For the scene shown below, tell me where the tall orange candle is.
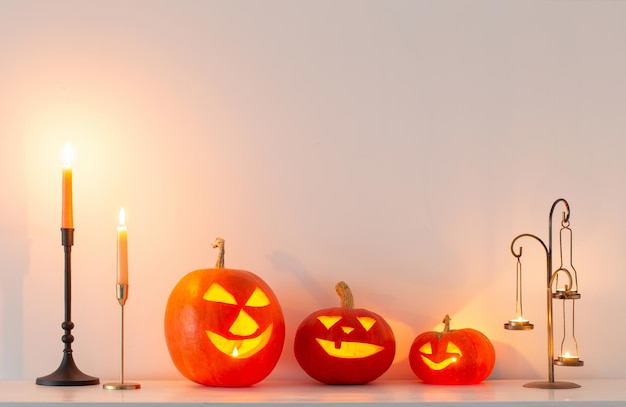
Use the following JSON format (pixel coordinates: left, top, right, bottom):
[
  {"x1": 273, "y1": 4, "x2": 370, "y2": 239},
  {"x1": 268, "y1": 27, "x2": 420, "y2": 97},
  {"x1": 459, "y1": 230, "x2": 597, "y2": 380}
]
[
  {"x1": 61, "y1": 142, "x2": 73, "y2": 229},
  {"x1": 117, "y1": 208, "x2": 128, "y2": 286}
]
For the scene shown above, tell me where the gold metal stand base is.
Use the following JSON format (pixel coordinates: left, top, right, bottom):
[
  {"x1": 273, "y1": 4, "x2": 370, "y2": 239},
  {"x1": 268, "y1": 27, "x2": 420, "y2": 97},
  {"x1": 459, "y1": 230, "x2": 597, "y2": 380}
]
[
  {"x1": 523, "y1": 381, "x2": 581, "y2": 389},
  {"x1": 103, "y1": 382, "x2": 141, "y2": 390}
]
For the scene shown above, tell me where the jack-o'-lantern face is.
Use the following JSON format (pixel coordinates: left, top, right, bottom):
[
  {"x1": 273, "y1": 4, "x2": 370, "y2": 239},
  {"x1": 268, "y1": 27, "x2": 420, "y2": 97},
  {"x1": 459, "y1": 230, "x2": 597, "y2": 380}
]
[
  {"x1": 203, "y1": 283, "x2": 274, "y2": 358},
  {"x1": 165, "y1": 266, "x2": 285, "y2": 387},
  {"x1": 417, "y1": 340, "x2": 463, "y2": 370},
  {"x1": 409, "y1": 315, "x2": 496, "y2": 385},
  {"x1": 315, "y1": 315, "x2": 384, "y2": 358},
  {"x1": 294, "y1": 281, "x2": 396, "y2": 385}
]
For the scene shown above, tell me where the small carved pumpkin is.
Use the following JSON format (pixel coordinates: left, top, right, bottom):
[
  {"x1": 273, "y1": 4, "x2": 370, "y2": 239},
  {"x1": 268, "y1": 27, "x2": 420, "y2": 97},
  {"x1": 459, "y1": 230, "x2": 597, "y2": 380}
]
[
  {"x1": 409, "y1": 315, "x2": 495, "y2": 385},
  {"x1": 294, "y1": 281, "x2": 396, "y2": 384},
  {"x1": 164, "y1": 238, "x2": 285, "y2": 387}
]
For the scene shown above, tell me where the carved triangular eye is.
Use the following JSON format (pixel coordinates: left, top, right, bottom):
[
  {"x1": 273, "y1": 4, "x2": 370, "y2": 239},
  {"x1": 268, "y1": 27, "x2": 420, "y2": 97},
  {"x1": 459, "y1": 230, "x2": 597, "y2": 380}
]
[
  {"x1": 245, "y1": 287, "x2": 270, "y2": 307},
  {"x1": 419, "y1": 342, "x2": 433, "y2": 355},
  {"x1": 317, "y1": 316, "x2": 342, "y2": 329},
  {"x1": 446, "y1": 342, "x2": 462, "y2": 355},
  {"x1": 203, "y1": 283, "x2": 237, "y2": 305},
  {"x1": 356, "y1": 316, "x2": 376, "y2": 331}
]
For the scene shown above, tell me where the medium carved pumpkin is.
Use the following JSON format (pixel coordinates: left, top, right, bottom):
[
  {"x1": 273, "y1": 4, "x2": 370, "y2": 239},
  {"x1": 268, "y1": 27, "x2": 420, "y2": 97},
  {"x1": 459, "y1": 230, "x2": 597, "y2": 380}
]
[
  {"x1": 294, "y1": 281, "x2": 396, "y2": 384},
  {"x1": 164, "y1": 238, "x2": 285, "y2": 387},
  {"x1": 409, "y1": 315, "x2": 495, "y2": 385}
]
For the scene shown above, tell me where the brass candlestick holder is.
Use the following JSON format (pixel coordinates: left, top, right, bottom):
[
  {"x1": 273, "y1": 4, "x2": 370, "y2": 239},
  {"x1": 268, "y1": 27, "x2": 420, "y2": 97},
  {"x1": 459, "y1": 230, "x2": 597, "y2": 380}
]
[
  {"x1": 36, "y1": 228, "x2": 99, "y2": 386},
  {"x1": 504, "y1": 198, "x2": 584, "y2": 389},
  {"x1": 103, "y1": 284, "x2": 140, "y2": 390}
]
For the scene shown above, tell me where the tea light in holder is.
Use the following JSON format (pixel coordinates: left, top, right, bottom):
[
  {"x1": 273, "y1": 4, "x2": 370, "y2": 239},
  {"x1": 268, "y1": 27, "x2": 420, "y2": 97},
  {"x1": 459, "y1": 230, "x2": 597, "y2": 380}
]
[
  {"x1": 504, "y1": 256, "x2": 534, "y2": 331},
  {"x1": 103, "y1": 208, "x2": 140, "y2": 390}
]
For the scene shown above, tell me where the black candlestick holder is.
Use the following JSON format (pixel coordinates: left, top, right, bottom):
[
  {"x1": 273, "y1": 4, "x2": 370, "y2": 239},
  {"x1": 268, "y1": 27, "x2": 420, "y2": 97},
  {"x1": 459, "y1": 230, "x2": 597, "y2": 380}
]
[{"x1": 36, "y1": 228, "x2": 99, "y2": 386}]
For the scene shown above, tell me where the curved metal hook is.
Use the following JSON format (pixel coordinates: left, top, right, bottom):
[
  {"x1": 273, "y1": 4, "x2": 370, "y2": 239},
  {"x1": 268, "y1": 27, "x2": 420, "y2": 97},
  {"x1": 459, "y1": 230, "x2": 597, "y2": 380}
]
[
  {"x1": 550, "y1": 198, "x2": 570, "y2": 226},
  {"x1": 510, "y1": 233, "x2": 549, "y2": 259}
]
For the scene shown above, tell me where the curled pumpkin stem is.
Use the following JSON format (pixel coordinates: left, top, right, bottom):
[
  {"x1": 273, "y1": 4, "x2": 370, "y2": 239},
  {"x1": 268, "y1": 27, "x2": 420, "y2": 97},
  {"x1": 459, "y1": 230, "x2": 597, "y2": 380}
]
[
  {"x1": 442, "y1": 314, "x2": 451, "y2": 333},
  {"x1": 335, "y1": 281, "x2": 354, "y2": 309},
  {"x1": 213, "y1": 237, "x2": 225, "y2": 268}
]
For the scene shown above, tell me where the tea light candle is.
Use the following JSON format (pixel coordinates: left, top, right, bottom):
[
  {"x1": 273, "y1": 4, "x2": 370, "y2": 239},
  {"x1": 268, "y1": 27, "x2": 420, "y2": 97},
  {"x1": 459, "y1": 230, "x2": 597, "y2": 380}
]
[
  {"x1": 509, "y1": 316, "x2": 529, "y2": 324},
  {"x1": 117, "y1": 208, "x2": 128, "y2": 286},
  {"x1": 560, "y1": 352, "x2": 579, "y2": 362}
]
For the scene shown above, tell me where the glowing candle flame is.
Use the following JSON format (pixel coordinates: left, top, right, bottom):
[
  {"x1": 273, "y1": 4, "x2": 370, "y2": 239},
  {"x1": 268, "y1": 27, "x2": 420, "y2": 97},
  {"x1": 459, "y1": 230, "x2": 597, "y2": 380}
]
[
  {"x1": 63, "y1": 142, "x2": 73, "y2": 168},
  {"x1": 232, "y1": 347, "x2": 239, "y2": 357}
]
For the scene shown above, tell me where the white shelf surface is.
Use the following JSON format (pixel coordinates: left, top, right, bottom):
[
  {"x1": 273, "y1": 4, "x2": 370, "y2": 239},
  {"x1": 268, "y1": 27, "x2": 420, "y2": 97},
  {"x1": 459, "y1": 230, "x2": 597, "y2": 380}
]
[{"x1": 2, "y1": 379, "x2": 626, "y2": 406}]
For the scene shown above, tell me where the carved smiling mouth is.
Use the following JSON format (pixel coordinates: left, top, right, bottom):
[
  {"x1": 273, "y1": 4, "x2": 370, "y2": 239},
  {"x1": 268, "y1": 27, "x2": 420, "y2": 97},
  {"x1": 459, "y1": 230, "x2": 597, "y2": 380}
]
[
  {"x1": 206, "y1": 324, "x2": 273, "y2": 359},
  {"x1": 420, "y1": 355, "x2": 459, "y2": 371},
  {"x1": 315, "y1": 338, "x2": 384, "y2": 359}
]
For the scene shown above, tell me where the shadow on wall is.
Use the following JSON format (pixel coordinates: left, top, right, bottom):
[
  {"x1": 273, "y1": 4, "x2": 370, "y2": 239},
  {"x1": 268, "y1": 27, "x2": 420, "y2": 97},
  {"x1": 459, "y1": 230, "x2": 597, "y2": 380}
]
[
  {"x1": 266, "y1": 251, "x2": 328, "y2": 380},
  {"x1": 267, "y1": 251, "x2": 330, "y2": 309},
  {"x1": 490, "y1": 340, "x2": 539, "y2": 380},
  {"x1": 0, "y1": 226, "x2": 29, "y2": 379}
]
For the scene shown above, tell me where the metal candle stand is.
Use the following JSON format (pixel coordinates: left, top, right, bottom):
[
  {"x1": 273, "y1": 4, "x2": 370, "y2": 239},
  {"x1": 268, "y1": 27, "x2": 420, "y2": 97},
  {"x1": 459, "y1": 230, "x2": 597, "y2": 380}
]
[
  {"x1": 103, "y1": 284, "x2": 140, "y2": 390},
  {"x1": 36, "y1": 228, "x2": 99, "y2": 386},
  {"x1": 504, "y1": 198, "x2": 584, "y2": 389}
]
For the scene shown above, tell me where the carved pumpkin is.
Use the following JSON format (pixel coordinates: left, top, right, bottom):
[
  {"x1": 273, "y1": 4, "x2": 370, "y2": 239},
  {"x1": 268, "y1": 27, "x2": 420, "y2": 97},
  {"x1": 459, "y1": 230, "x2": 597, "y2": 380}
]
[
  {"x1": 164, "y1": 238, "x2": 285, "y2": 387},
  {"x1": 294, "y1": 281, "x2": 396, "y2": 384},
  {"x1": 409, "y1": 315, "x2": 495, "y2": 385}
]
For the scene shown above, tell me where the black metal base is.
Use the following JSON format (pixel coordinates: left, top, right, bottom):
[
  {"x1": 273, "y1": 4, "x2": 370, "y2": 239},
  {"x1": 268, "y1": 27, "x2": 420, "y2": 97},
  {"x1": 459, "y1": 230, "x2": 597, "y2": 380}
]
[
  {"x1": 36, "y1": 352, "x2": 99, "y2": 386},
  {"x1": 523, "y1": 380, "x2": 581, "y2": 389}
]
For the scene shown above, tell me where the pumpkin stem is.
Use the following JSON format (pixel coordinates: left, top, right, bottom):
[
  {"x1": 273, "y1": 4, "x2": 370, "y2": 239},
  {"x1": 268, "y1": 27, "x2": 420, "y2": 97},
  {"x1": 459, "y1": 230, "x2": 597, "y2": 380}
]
[
  {"x1": 442, "y1": 314, "x2": 451, "y2": 333},
  {"x1": 335, "y1": 281, "x2": 354, "y2": 309},
  {"x1": 213, "y1": 237, "x2": 225, "y2": 268}
]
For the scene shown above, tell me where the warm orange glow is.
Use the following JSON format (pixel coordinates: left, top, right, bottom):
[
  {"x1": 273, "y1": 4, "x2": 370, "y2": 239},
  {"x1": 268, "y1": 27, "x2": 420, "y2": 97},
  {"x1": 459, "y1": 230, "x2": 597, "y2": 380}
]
[
  {"x1": 245, "y1": 287, "x2": 270, "y2": 307},
  {"x1": 203, "y1": 283, "x2": 238, "y2": 304},
  {"x1": 63, "y1": 142, "x2": 73, "y2": 168},
  {"x1": 446, "y1": 342, "x2": 462, "y2": 354},
  {"x1": 202, "y1": 284, "x2": 275, "y2": 358},
  {"x1": 229, "y1": 309, "x2": 259, "y2": 336},
  {"x1": 357, "y1": 316, "x2": 377, "y2": 331},
  {"x1": 419, "y1": 343, "x2": 433, "y2": 355},
  {"x1": 206, "y1": 324, "x2": 273, "y2": 359},
  {"x1": 119, "y1": 207, "x2": 126, "y2": 226},
  {"x1": 341, "y1": 326, "x2": 355, "y2": 334},
  {"x1": 419, "y1": 341, "x2": 463, "y2": 371},
  {"x1": 317, "y1": 316, "x2": 342, "y2": 329},
  {"x1": 560, "y1": 352, "x2": 579, "y2": 361},
  {"x1": 315, "y1": 338, "x2": 384, "y2": 359}
]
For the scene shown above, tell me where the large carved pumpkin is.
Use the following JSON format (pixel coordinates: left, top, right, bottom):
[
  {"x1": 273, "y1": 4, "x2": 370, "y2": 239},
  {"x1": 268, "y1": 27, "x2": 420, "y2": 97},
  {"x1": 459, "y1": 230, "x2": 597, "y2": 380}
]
[
  {"x1": 294, "y1": 281, "x2": 396, "y2": 384},
  {"x1": 409, "y1": 315, "x2": 495, "y2": 385},
  {"x1": 164, "y1": 238, "x2": 285, "y2": 387}
]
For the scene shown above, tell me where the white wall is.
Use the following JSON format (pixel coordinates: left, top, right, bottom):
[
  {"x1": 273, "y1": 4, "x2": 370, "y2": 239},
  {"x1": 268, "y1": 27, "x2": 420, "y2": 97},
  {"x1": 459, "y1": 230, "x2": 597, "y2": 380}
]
[{"x1": 0, "y1": 0, "x2": 625, "y2": 383}]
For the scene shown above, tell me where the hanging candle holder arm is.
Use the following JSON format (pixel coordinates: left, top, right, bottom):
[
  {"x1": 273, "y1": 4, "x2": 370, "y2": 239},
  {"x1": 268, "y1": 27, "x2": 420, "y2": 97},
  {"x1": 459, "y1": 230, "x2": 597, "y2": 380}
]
[
  {"x1": 506, "y1": 233, "x2": 551, "y2": 379},
  {"x1": 508, "y1": 233, "x2": 548, "y2": 325},
  {"x1": 549, "y1": 199, "x2": 570, "y2": 290}
]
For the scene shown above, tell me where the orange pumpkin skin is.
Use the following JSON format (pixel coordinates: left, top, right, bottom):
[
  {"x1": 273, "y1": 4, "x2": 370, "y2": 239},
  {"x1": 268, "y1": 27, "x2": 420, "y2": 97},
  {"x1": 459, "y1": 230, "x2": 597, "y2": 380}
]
[
  {"x1": 294, "y1": 283, "x2": 395, "y2": 385},
  {"x1": 409, "y1": 317, "x2": 495, "y2": 385},
  {"x1": 164, "y1": 267, "x2": 285, "y2": 387}
]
